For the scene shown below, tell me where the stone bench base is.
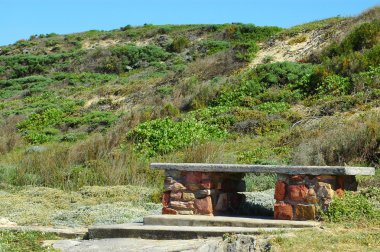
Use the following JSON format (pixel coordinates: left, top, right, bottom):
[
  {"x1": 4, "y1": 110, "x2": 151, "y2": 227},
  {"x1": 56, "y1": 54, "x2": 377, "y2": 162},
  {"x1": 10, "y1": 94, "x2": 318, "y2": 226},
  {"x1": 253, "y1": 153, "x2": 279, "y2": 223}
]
[
  {"x1": 162, "y1": 170, "x2": 246, "y2": 215},
  {"x1": 274, "y1": 174, "x2": 357, "y2": 220},
  {"x1": 162, "y1": 170, "x2": 358, "y2": 220}
]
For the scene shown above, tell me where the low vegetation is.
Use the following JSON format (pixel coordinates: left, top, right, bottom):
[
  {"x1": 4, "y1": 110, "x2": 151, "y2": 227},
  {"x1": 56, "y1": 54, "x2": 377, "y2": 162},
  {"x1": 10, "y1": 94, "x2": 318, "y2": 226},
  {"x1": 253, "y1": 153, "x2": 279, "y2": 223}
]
[{"x1": 0, "y1": 6, "x2": 379, "y2": 251}]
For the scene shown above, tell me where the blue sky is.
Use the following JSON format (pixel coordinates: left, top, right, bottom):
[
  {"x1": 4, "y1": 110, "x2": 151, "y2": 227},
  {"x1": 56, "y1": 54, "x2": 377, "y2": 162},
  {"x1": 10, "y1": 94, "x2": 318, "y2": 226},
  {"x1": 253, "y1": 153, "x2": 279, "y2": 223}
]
[{"x1": 1, "y1": 0, "x2": 379, "y2": 46}]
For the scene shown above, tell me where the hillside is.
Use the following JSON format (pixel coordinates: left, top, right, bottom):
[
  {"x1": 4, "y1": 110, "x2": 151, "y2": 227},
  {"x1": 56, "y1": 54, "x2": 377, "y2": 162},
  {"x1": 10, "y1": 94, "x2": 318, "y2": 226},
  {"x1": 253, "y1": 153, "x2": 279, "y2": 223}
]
[
  {"x1": 0, "y1": 6, "x2": 380, "y2": 251},
  {"x1": 1, "y1": 7, "x2": 379, "y2": 191}
]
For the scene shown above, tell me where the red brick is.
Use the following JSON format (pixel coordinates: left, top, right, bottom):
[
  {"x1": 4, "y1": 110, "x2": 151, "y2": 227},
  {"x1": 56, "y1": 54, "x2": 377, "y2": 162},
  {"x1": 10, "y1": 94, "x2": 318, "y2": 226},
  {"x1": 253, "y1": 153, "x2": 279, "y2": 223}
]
[
  {"x1": 274, "y1": 202, "x2": 293, "y2": 220},
  {"x1": 274, "y1": 181, "x2": 286, "y2": 201},
  {"x1": 194, "y1": 196, "x2": 213, "y2": 214},
  {"x1": 162, "y1": 192, "x2": 170, "y2": 207},
  {"x1": 162, "y1": 207, "x2": 177, "y2": 215},
  {"x1": 288, "y1": 185, "x2": 308, "y2": 201}
]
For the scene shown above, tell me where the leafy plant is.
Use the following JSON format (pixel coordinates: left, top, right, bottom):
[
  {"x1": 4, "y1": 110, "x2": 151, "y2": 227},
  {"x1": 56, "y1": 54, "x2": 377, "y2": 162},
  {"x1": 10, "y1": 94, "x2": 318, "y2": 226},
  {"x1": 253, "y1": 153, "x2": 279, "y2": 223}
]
[{"x1": 127, "y1": 118, "x2": 227, "y2": 157}]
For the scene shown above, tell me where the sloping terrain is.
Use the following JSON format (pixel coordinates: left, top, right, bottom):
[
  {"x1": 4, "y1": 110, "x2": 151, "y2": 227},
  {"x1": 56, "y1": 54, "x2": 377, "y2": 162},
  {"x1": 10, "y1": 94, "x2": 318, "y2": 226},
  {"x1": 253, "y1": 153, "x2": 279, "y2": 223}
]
[{"x1": 0, "y1": 6, "x2": 380, "y2": 252}]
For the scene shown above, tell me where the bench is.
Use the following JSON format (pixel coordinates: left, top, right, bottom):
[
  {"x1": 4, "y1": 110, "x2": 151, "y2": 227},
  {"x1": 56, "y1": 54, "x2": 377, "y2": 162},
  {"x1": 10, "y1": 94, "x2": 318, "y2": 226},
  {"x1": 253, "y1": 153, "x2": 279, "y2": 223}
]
[{"x1": 151, "y1": 163, "x2": 375, "y2": 221}]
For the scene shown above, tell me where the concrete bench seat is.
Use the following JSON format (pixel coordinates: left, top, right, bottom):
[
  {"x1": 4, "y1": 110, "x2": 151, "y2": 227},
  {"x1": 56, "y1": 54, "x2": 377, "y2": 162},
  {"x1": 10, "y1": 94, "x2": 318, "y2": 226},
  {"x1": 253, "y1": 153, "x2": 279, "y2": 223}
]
[
  {"x1": 151, "y1": 162, "x2": 375, "y2": 221},
  {"x1": 151, "y1": 163, "x2": 375, "y2": 175}
]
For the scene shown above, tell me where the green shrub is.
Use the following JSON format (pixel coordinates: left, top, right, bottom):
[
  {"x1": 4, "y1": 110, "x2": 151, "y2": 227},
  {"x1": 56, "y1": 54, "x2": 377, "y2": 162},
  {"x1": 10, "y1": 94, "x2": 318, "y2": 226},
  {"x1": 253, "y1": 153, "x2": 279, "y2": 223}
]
[
  {"x1": 17, "y1": 108, "x2": 64, "y2": 143},
  {"x1": 317, "y1": 74, "x2": 351, "y2": 96},
  {"x1": 200, "y1": 40, "x2": 231, "y2": 55},
  {"x1": 169, "y1": 36, "x2": 190, "y2": 53},
  {"x1": 110, "y1": 44, "x2": 170, "y2": 70},
  {"x1": 324, "y1": 192, "x2": 380, "y2": 223},
  {"x1": 257, "y1": 102, "x2": 290, "y2": 113},
  {"x1": 127, "y1": 118, "x2": 227, "y2": 157}
]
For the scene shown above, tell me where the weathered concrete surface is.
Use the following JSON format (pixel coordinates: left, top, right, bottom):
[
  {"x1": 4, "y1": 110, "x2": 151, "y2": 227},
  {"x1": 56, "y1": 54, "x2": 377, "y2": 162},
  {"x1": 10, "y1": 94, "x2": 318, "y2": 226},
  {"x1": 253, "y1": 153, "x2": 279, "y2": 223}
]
[
  {"x1": 143, "y1": 215, "x2": 319, "y2": 228},
  {"x1": 53, "y1": 234, "x2": 276, "y2": 252},
  {"x1": 0, "y1": 225, "x2": 86, "y2": 239},
  {"x1": 88, "y1": 223, "x2": 301, "y2": 239},
  {"x1": 151, "y1": 163, "x2": 375, "y2": 175},
  {"x1": 53, "y1": 238, "x2": 221, "y2": 252}
]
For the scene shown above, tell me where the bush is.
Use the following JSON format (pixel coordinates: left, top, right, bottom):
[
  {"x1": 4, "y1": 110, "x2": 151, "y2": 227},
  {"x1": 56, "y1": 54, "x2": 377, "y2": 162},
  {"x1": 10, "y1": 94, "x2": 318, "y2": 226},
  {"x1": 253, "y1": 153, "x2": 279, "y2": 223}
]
[
  {"x1": 317, "y1": 74, "x2": 351, "y2": 96},
  {"x1": 127, "y1": 118, "x2": 228, "y2": 157},
  {"x1": 324, "y1": 192, "x2": 380, "y2": 223},
  {"x1": 292, "y1": 112, "x2": 380, "y2": 166},
  {"x1": 169, "y1": 36, "x2": 190, "y2": 53}
]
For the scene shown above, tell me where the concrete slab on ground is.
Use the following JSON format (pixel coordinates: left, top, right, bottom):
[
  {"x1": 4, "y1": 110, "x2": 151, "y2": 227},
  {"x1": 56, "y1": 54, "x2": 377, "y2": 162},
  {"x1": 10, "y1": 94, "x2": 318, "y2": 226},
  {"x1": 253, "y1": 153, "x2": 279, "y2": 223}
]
[
  {"x1": 53, "y1": 238, "x2": 222, "y2": 252},
  {"x1": 143, "y1": 215, "x2": 320, "y2": 228},
  {"x1": 88, "y1": 223, "x2": 306, "y2": 239}
]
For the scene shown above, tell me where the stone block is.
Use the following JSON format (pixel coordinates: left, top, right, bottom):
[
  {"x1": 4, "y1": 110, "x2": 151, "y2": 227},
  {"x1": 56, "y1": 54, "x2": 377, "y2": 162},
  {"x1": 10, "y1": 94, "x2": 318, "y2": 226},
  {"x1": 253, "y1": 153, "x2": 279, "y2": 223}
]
[
  {"x1": 288, "y1": 185, "x2": 308, "y2": 201},
  {"x1": 316, "y1": 182, "x2": 335, "y2": 199},
  {"x1": 170, "y1": 201, "x2": 194, "y2": 210},
  {"x1": 295, "y1": 204, "x2": 316, "y2": 220},
  {"x1": 305, "y1": 188, "x2": 318, "y2": 203},
  {"x1": 215, "y1": 193, "x2": 228, "y2": 212},
  {"x1": 316, "y1": 175, "x2": 336, "y2": 188},
  {"x1": 274, "y1": 181, "x2": 286, "y2": 201},
  {"x1": 182, "y1": 192, "x2": 195, "y2": 201},
  {"x1": 194, "y1": 189, "x2": 211, "y2": 199},
  {"x1": 170, "y1": 191, "x2": 182, "y2": 201},
  {"x1": 164, "y1": 182, "x2": 186, "y2": 192},
  {"x1": 274, "y1": 202, "x2": 293, "y2": 220},
  {"x1": 194, "y1": 196, "x2": 213, "y2": 214},
  {"x1": 162, "y1": 207, "x2": 177, "y2": 215},
  {"x1": 162, "y1": 192, "x2": 170, "y2": 207}
]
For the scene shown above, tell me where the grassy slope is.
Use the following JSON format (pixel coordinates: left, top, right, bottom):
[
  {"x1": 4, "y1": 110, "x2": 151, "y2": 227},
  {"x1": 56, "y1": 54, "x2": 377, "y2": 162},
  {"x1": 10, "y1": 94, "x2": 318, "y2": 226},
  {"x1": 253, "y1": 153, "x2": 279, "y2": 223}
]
[{"x1": 0, "y1": 7, "x2": 379, "y2": 251}]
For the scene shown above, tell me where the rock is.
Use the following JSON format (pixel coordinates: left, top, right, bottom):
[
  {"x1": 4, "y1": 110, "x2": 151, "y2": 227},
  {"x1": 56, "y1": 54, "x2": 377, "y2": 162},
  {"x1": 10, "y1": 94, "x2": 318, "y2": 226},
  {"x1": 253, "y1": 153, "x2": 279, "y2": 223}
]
[
  {"x1": 274, "y1": 181, "x2": 286, "y2": 201},
  {"x1": 274, "y1": 202, "x2": 293, "y2": 220},
  {"x1": 215, "y1": 193, "x2": 228, "y2": 212},
  {"x1": 288, "y1": 185, "x2": 308, "y2": 201},
  {"x1": 182, "y1": 192, "x2": 195, "y2": 201},
  {"x1": 170, "y1": 201, "x2": 194, "y2": 210},
  {"x1": 194, "y1": 196, "x2": 213, "y2": 214},
  {"x1": 194, "y1": 189, "x2": 211, "y2": 199},
  {"x1": 316, "y1": 182, "x2": 335, "y2": 199},
  {"x1": 170, "y1": 191, "x2": 182, "y2": 200},
  {"x1": 162, "y1": 192, "x2": 170, "y2": 207},
  {"x1": 162, "y1": 207, "x2": 177, "y2": 215},
  {"x1": 295, "y1": 204, "x2": 316, "y2": 220},
  {"x1": 164, "y1": 182, "x2": 186, "y2": 192}
]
